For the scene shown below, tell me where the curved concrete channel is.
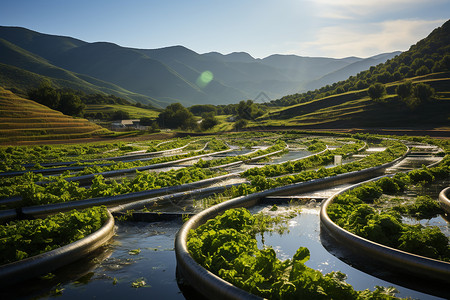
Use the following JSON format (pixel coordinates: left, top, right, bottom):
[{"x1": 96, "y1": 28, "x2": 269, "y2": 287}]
[
  {"x1": 0, "y1": 210, "x2": 115, "y2": 287},
  {"x1": 438, "y1": 187, "x2": 450, "y2": 214},
  {"x1": 0, "y1": 144, "x2": 295, "y2": 219},
  {"x1": 320, "y1": 179, "x2": 450, "y2": 284},
  {"x1": 0, "y1": 141, "x2": 204, "y2": 179},
  {"x1": 174, "y1": 151, "x2": 410, "y2": 300}
]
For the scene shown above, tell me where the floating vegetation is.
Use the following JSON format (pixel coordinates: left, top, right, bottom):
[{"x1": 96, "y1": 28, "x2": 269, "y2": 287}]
[
  {"x1": 131, "y1": 277, "x2": 149, "y2": 288},
  {"x1": 128, "y1": 248, "x2": 141, "y2": 255}
]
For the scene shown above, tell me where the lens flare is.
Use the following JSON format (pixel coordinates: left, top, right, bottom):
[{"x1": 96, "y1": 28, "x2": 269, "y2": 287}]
[{"x1": 196, "y1": 70, "x2": 214, "y2": 88}]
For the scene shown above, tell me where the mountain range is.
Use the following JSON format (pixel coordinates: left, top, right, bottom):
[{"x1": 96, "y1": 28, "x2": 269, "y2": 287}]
[{"x1": 0, "y1": 26, "x2": 400, "y2": 107}]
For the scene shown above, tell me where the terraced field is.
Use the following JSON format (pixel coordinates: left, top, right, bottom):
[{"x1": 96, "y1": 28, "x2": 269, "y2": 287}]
[{"x1": 0, "y1": 88, "x2": 111, "y2": 143}]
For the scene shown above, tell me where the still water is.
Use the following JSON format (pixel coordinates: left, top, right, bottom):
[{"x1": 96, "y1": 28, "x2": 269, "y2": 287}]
[{"x1": 252, "y1": 204, "x2": 446, "y2": 300}]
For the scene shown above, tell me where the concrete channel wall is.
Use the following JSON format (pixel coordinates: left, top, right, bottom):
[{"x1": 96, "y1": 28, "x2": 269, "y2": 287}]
[
  {"x1": 0, "y1": 210, "x2": 115, "y2": 287},
  {"x1": 210, "y1": 146, "x2": 288, "y2": 170},
  {"x1": 0, "y1": 173, "x2": 240, "y2": 223},
  {"x1": 0, "y1": 141, "x2": 208, "y2": 179},
  {"x1": 174, "y1": 152, "x2": 407, "y2": 300},
  {"x1": 65, "y1": 148, "x2": 234, "y2": 185},
  {"x1": 0, "y1": 148, "x2": 235, "y2": 207},
  {"x1": 438, "y1": 187, "x2": 450, "y2": 214},
  {"x1": 21, "y1": 173, "x2": 241, "y2": 219},
  {"x1": 320, "y1": 181, "x2": 450, "y2": 284}
]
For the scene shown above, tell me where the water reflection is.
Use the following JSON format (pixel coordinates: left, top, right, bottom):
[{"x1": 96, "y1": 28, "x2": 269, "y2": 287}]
[{"x1": 251, "y1": 203, "x2": 445, "y2": 300}]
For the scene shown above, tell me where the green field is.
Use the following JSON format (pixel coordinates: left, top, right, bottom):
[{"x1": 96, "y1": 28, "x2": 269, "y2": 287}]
[{"x1": 86, "y1": 104, "x2": 160, "y2": 119}]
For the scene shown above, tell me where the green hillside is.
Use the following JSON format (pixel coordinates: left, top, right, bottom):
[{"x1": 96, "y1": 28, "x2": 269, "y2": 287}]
[
  {"x1": 250, "y1": 20, "x2": 449, "y2": 132},
  {"x1": 256, "y1": 73, "x2": 449, "y2": 130},
  {"x1": 0, "y1": 87, "x2": 112, "y2": 143},
  {"x1": 271, "y1": 20, "x2": 450, "y2": 107}
]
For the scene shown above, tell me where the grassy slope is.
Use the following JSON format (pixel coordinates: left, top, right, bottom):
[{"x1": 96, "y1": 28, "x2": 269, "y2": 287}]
[
  {"x1": 85, "y1": 104, "x2": 160, "y2": 119},
  {"x1": 0, "y1": 87, "x2": 112, "y2": 142},
  {"x1": 255, "y1": 73, "x2": 450, "y2": 130}
]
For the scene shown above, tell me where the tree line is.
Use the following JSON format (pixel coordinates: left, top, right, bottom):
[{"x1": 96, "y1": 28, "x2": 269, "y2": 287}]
[
  {"x1": 367, "y1": 81, "x2": 435, "y2": 109},
  {"x1": 27, "y1": 80, "x2": 155, "y2": 119}
]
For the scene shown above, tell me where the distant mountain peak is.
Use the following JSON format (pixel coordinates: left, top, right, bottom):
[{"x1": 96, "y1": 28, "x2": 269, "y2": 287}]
[
  {"x1": 223, "y1": 52, "x2": 255, "y2": 62},
  {"x1": 202, "y1": 51, "x2": 255, "y2": 63}
]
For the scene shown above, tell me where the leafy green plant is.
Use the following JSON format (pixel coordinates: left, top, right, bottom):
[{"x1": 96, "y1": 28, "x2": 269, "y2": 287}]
[
  {"x1": 188, "y1": 208, "x2": 402, "y2": 299},
  {"x1": 328, "y1": 168, "x2": 450, "y2": 261},
  {"x1": 0, "y1": 206, "x2": 109, "y2": 265},
  {"x1": 242, "y1": 140, "x2": 365, "y2": 178}
]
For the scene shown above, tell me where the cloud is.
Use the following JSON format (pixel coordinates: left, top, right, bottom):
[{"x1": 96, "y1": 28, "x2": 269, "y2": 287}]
[
  {"x1": 301, "y1": 19, "x2": 446, "y2": 58},
  {"x1": 312, "y1": 0, "x2": 444, "y2": 19}
]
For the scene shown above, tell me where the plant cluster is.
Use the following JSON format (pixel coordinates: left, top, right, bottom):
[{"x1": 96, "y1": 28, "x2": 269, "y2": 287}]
[
  {"x1": 243, "y1": 140, "x2": 364, "y2": 178},
  {"x1": 146, "y1": 138, "x2": 190, "y2": 152},
  {"x1": 0, "y1": 206, "x2": 108, "y2": 265},
  {"x1": 188, "y1": 208, "x2": 402, "y2": 299},
  {"x1": 327, "y1": 164, "x2": 450, "y2": 261},
  {"x1": 244, "y1": 142, "x2": 406, "y2": 192},
  {"x1": 0, "y1": 142, "x2": 132, "y2": 172},
  {"x1": 305, "y1": 139, "x2": 327, "y2": 152},
  {"x1": 1, "y1": 166, "x2": 218, "y2": 207},
  {"x1": 197, "y1": 141, "x2": 406, "y2": 209}
]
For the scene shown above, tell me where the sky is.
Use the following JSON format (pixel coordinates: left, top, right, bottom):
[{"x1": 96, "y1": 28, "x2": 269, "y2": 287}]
[{"x1": 1, "y1": 0, "x2": 449, "y2": 59}]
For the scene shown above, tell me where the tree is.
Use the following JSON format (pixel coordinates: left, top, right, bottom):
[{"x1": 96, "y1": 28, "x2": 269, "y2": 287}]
[
  {"x1": 28, "y1": 80, "x2": 60, "y2": 109},
  {"x1": 237, "y1": 100, "x2": 263, "y2": 120},
  {"x1": 200, "y1": 112, "x2": 218, "y2": 131},
  {"x1": 414, "y1": 83, "x2": 435, "y2": 103},
  {"x1": 415, "y1": 65, "x2": 430, "y2": 76},
  {"x1": 156, "y1": 103, "x2": 197, "y2": 130},
  {"x1": 139, "y1": 117, "x2": 154, "y2": 126},
  {"x1": 112, "y1": 110, "x2": 130, "y2": 120},
  {"x1": 234, "y1": 119, "x2": 248, "y2": 131},
  {"x1": 95, "y1": 112, "x2": 104, "y2": 120},
  {"x1": 367, "y1": 83, "x2": 386, "y2": 101},
  {"x1": 396, "y1": 81, "x2": 413, "y2": 101},
  {"x1": 189, "y1": 104, "x2": 217, "y2": 116},
  {"x1": 59, "y1": 92, "x2": 85, "y2": 116}
]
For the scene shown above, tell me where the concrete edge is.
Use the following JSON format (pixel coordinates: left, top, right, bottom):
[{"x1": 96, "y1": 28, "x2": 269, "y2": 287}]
[
  {"x1": 21, "y1": 173, "x2": 241, "y2": 218},
  {"x1": 210, "y1": 146, "x2": 288, "y2": 170},
  {"x1": 438, "y1": 187, "x2": 450, "y2": 215},
  {"x1": 109, "y1": 183, "x2": 241, "y2": 214},
  {"x1": 66, "y1": 148, "x2": 234, "y2": 184},
  {"x1": 0, "y1": 209, "x2": 115, "y2": 287},
  {"x1": 320, "y1": 181, "x2": 450, "y2": 283}
]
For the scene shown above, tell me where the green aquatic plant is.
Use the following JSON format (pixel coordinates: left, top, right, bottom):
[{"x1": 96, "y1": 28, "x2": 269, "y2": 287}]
[
  {"x1": 328, "y1": 168, "x2": 450, "y2": 261},
  {"x1": 131, "y1": 277, "x2": 149, "y2": 288},
  {"x1": 188, "y1": 208, "x2": 403, "y2": 299},
  {"x1": 0, "y1": 206, "x2": 109, "y2": 265}
]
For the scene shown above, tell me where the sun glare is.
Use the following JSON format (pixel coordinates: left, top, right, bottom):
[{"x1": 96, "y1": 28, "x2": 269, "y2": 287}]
[{"x1": 196, "y1": 70, "x2": 214, "y2": 88}]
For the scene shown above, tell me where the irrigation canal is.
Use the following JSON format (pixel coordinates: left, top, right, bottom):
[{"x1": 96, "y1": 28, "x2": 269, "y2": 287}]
[{"x1": 2, "y1": 144, "x2": 447, "y2": 300}]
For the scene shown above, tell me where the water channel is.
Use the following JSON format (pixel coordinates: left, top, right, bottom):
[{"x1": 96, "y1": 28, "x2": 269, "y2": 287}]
[{"x1": 2, "y1": 146, "x2": 447, "y2": 299}]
